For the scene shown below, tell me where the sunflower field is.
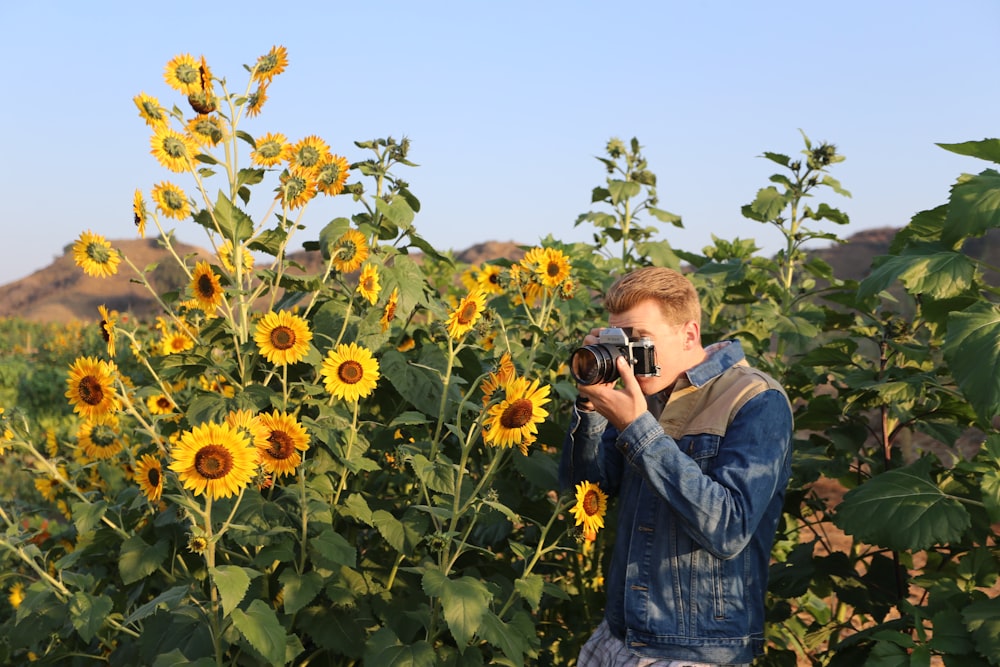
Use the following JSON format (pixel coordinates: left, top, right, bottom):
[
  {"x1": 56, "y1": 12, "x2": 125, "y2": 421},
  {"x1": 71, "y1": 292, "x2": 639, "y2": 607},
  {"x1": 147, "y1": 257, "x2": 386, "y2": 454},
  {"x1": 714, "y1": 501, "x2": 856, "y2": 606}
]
[{"x1": 2, "y1": 47, "x2": 1000, "y2": 666}]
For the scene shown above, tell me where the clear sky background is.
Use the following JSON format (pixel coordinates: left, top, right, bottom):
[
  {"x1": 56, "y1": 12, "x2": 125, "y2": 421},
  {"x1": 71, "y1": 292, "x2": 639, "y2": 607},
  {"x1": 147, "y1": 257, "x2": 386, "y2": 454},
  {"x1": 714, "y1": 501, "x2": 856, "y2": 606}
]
[{"x1": 2, "y1": 1, "x2": 998, "y2": 286}]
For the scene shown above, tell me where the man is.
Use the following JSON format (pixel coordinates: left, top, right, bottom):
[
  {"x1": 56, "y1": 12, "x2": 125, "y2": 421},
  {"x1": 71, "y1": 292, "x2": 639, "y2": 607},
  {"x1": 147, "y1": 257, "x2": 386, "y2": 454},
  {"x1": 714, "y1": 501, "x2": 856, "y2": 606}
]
[{"x1": 560, "y1": 266, "x2": 793, "y2": 667}]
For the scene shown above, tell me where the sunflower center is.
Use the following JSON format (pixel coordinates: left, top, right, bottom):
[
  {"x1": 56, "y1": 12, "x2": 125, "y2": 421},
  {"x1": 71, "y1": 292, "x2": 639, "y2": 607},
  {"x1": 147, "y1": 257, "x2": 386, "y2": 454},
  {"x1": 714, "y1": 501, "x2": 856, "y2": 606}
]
[
  {"x1": 257, "y1": 54, "x2": 279, "y2": 74},
  {"x1": 269, "y1": 325, "x2": 296, "y2": 350},
  {"x1": 162, "y1": 135, "x2": 190, "y2": 159},
  {"x1": 259, "y1": 141, "x2": 282, "y2": 159},
  {"x1": 197, "y1": 273, "x2": 217, "y2": 298},
  {"x1": 546, "y1": 262, "x2": 560, "y2": 278},
  {"x1": 295, "y1": 147, "x2": 321, "y2": 169},
  {"x1": 384, "y1": 302, "x2": 397, "y2": 321},
  {"x1": 100, "y1": 320, "x2": 111, "y2": 343},
  {"x1": 162, "y1": 188, "x2": 185, "y2": 211},
  {"x1": 85, "y1": 242, "x2": 112, "y2": 264},
  {"x1": 157, "y1": 397, "x2": 172, "y2": 410},
  {"x1": 283, "y1": 175, "x2": 308, "y2": 199},
  {"x1": 458, "y1": 302, "x2": 478, "y2": 325},
  {"x1": 488, "y1": 273, "x2": 501, "y2": 286},
  {"x1": 194, "y1": 444, "x2": 234, "y2": 479},
  {"x1": 583, "y1": 490, "x2": 601, "y2": 516},
  {"x1": 500, "y1": 398, "x2": 534, "y2": 429},
  {"x1": 147, "y1": 467, "x2": 161, "y2": 487},
  {"x1": 338, "y1": 360, "x2": 364, "y2": 385},
  {"x1": 362, "y1": 276, "x2": 375, "y2": 291},
  {"x1": 90, "y1": 424, "x2": 117, "y2": 446},
  {"x1": 78, "y1": 376, "x2": 105, "y2": 406},
  {"x1": 337, "y1": 241, "x2": 358, "y2": 262},
  {"x1": 174, "y1": 63, "x2": 199, "y2": 85},
  {"x1": 267, "y1": 431, "x2": 295, "y2": 460}
]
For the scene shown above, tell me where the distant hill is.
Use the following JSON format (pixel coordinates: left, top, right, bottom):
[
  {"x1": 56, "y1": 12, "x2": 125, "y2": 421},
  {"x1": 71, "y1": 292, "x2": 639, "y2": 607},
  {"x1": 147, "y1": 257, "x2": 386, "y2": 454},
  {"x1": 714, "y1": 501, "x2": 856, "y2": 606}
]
[
  {"x1": 2, "y1": 230, "x2": 996, "y2": 324},
  {"x1": 0, "y1": 238, "x2": 526, "y2": 324}
]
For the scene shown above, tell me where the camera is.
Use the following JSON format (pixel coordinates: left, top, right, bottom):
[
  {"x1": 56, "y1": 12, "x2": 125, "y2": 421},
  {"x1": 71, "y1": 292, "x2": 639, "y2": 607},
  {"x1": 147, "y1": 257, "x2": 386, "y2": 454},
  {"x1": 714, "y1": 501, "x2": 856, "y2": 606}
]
[{"x1": 569, "y1": 327, "x2": 660, "y2": 386}]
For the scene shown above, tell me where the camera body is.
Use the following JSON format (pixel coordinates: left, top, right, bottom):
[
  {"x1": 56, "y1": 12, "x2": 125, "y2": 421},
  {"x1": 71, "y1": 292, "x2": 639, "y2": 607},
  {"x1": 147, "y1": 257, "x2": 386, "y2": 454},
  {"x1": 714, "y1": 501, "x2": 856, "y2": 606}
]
[{"x1": 570, "y1": 327, "x2": 660, "y2": 386}]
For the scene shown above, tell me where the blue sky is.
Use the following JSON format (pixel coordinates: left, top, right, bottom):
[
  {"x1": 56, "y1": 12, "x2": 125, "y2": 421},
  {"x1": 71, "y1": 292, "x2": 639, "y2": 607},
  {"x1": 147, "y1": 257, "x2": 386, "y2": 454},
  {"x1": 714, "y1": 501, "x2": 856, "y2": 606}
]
[{"x1": 2, "y1": 1, "x2": 998, "y2": 286}]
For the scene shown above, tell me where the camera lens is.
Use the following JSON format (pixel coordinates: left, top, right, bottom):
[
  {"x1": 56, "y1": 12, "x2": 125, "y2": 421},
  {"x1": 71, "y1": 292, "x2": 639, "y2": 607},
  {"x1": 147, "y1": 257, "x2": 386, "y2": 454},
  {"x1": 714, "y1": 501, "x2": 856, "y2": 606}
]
[{"x1": 570, "y1": 345, "x2": 621, "y2": 385}]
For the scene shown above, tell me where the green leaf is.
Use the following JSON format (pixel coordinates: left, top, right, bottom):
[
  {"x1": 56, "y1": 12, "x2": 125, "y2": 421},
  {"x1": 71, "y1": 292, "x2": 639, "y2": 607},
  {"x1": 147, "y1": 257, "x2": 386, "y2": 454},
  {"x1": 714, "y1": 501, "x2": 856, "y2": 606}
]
[
  {"x1": 944, "y1": 169, "x2": 1000, "y2": 245},
  {"x1": 477, "y1": 610, "x2": 534, "y2": 665},
  {"x1": 937, "y1": 138, "x2": 1000, "y2": 164},
  {"x1": 514, "y1": 573, "x2": 544, "y2": 612},
  {"x1": 607, "y1": 179, "x2": 641, "y2": 206},
  {"x1": 309, "y1": 526, "x2": 356, "y2": 568},
  {"x1": 833, "y1": 458, "x2": 970, "y2": 551},
  {"x1": 192, "y1": 191, "x2": 255, "y2": 242},
  {"x1": 119, "y1": 534, "x2": 169, "y2": 585},
  {"x1": 762, "y1": 151, "x2": 791, "y2": 167},
  {"x1": 647, "y1": 206, "x2": 682, "y2": 226},
  {"x1": 928, "y1": 609, "x2": 976, "y2": 655},
  {"x1": 962, "y1": 597, "x2": 1000, "y2": 664},
  {"x1": 375, "y1": 197, "x2": 416, "y2": 231},
  {"x1": 71, "y1": 499, "x2": 107, "y2": 534},
  {"x1": 858, "y1": 250, "x2": 975, "y2": 300},
  {"x1": 409, "y1": 453, "x2": 456, "y2": 494},
  {"x1": 743, "y1": 186, "x2": 788, "y2": 222},
  {"x1": 422, "y1": 569, "x2": 490, "y2": 646},
  {"x1": 278, "y1": 570, "x2": 323, "y2": 616},
  {"x1": 231, "y1": 599, "x2": 294, "y2": 666},
  {"x1": 943, "y1": 301, "x2": 1000, "y2": 423},
  {"x1": 123, "y1": 585, "x2": 189, "y2": 625},
  {"x1": 69, "y1": 592, "x2": 113, "y2": 642},
  {"x1": 366, "y1": 640, "x2": 437, "y2": 667},
  {"x1": 211, "y1": 565, "x2": 256, "y2": 617}
]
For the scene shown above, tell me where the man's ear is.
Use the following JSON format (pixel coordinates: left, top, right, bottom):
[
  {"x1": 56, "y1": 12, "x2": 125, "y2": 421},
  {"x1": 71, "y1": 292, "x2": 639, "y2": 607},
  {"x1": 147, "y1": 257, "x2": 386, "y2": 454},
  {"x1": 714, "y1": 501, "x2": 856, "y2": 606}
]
[{"x1": 683, "y1": 320, "x2": 701, "y2": 350}]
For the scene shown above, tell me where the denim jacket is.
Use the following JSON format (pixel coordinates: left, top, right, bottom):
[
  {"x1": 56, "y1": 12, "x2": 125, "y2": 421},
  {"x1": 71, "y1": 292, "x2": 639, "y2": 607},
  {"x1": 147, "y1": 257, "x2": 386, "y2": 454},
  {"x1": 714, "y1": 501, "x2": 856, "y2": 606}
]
[{"x1": 560, "y1": 340, "x2": 793, "y2": 664}]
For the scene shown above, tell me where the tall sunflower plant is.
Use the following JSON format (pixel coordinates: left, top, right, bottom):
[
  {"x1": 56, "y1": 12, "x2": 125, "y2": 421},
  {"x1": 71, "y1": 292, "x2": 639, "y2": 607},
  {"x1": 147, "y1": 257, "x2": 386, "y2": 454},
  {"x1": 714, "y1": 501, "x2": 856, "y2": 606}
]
[{"x1": 0, "y1": 47, "x2": 612, "y2": 665}]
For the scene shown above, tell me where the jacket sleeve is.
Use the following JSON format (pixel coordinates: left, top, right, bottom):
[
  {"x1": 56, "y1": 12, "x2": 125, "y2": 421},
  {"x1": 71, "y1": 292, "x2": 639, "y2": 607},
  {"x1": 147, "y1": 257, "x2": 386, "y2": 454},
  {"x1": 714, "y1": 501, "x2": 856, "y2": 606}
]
[
  {"x1": 616, "y1": 388, "x2": 792, "y2": 559},
  {"x1": 558, "y1": 406, "x2": 625, "y2": 497}
]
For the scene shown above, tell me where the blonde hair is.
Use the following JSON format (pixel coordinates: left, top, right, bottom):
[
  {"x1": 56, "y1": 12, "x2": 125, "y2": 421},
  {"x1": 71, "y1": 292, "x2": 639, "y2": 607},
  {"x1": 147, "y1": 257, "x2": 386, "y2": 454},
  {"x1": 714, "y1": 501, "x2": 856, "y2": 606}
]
[{"x1": 604, "y1": 266, "x2": 701, "y2": 325}]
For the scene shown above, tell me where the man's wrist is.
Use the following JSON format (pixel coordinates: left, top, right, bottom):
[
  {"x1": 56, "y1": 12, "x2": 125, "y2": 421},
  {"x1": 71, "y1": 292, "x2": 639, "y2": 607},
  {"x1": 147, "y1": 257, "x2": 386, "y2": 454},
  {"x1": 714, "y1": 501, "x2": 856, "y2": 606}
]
[{"x1": 575, "y1": 395, "x2": 595, "y2": 412}]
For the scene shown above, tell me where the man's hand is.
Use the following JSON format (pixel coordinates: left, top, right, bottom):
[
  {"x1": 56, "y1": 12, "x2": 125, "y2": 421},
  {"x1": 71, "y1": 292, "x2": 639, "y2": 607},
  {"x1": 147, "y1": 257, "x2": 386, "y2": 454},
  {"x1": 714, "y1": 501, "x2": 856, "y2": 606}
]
[{"x1": 578, "y1": 356, "x2": 648, "y2": 431}]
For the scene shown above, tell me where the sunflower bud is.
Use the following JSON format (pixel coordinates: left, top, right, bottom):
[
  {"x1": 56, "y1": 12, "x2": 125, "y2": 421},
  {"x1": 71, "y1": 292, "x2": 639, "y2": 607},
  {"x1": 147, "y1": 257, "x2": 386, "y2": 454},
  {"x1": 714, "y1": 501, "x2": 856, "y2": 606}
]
[{"x1": 187, "y1": 90, "x2": 217, "y2": 114}]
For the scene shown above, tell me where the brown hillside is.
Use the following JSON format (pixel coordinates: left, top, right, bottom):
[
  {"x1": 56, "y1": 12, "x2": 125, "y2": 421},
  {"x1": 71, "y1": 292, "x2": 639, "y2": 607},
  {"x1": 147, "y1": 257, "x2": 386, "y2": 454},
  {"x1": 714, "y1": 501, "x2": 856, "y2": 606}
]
[
  {"x1": 3, "y1": 230, "x2": 996, "y2": 325},
  {"x1": 0, "y1": 238, "x2": 527, "y2": 325}
]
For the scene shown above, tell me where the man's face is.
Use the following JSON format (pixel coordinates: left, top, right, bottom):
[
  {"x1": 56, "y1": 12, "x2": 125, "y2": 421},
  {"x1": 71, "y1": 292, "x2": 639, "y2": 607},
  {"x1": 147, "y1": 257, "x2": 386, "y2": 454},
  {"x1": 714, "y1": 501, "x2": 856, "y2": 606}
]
[{"x1": 607, "y1": 298, "x2": 700, "y2": 396}]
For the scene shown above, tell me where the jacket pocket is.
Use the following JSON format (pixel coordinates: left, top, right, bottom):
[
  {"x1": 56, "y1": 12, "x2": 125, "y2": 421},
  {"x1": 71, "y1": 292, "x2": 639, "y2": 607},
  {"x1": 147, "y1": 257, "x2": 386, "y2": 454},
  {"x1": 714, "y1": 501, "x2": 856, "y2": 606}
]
[{"x1": 682, "y1": 434, "x2": 721, "y2": 472}]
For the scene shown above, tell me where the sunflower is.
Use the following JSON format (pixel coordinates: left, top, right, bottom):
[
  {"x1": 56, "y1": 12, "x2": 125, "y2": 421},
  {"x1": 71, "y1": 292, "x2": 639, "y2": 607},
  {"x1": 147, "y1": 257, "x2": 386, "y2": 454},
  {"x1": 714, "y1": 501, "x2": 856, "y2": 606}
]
[
  {"x1": 287, "y1": 135, "x2": 330, "y2": 174},
  {"x1": 396, "y1": 335, "x2": 415, "y2": 352},
  {"x1": 187, "y1": 534, "x2": 208, "y2": 554},
  {"x1": 164, "y1": 53, "x2": 202, "y2": 95},
  {"x1": 330, "y1": 229, "x2": 369, "y2": 273},
  {"x1": 482, "y1": 375, "x2": 550, "y2": 451},
  {"x1": 224, "y1": 409, "x2": 270, "y2": 448},
  {"x1": 277, "y1": 167, "x2": 316, "y2": 209},
  {"x1": 190, "y1": 261, "x2": 224, "y2": 311},
  {"x1": 98, "y1": 305, "x2": 117, "y2": 357},
  {"x1": 77, "y1": 414, "x2": 124, "y2": 460},
  {"x1": 200, "y1": 374, "x2": 235, "y2": 398},
  {"x1": 477, "y1": 264, "x2": 505, "y2": 295},
  {"x1": 321, "y1": 342, "x2": 380, "y2": 402},
  {"x1": 315, "y1": 155, "x2": 350, "y2": 196},
  {"x1": 150, "y1": 126, "x2": 199, "y2": 173},
  {"x1": 186, "y1": 114, "x2": 227, "y2": 147},
  {"x1": 570, "y1": 481, "x2": 609, "y2": 542},
  {"x1": 151, "y1": 181, "x2": 191, "y2": 221},
  {"x1": 169, "y1": 421, "x2": 258, "y2": 500},
  {"x1": 146, "y1": 393, "x2": 175, "y2": 416},
  {"x1": 161, "y1": 329, "x2": 194, "y2": 355},
  {"x1": 218, "y1": 239, "x2": 255, "y2": 274},
  {"x1": 356, "y1": 264, "x2": 381, "y2": 305},
  {"x1": 133, "y1": 92, "x2": 168, "y2": 129},
  {"x1": 245, "y1": 85, "x2": 268, "y2": 118},
  {"x1": 65, "y1": 356, "x2": 119, "y2": 419},
  {"x1": 72, "y1": 230, "x2": 120, "y2": 278},
  {"x1": 250, "y1": 132, "x2": 288, "y2": 167},
  {"x1": 480, "y1": 351, "x2": 516, "y2": 406},
  {"x1": 254, "y1": 310, "x2": 313, "y2": 365},
  {"x1": 256, "y1": 411, "x2": 310, "y2": 478},
  {"x1": 252, "y1": 45, "x2": 289, "y2": 86},
  {"x1": 380, "y1": 287, "x2": 399, "y2": 332},
  {"x1": 135, "y1": 454, "x2": 164, "y2": 503},
  {"x1": 536, "y1": 247, "x2": 572, "y2": 288},
  {"x1": 187, "y1": 55, "x2": 217, "y2": 114},
  {"x1": 133, "y1": 189, "x2": 148, "y2": 238},
  {"x1": 8, "y1": 582, "x2": 24, "y2": 610},
  {"x1": 447, "y1": 289, "x2": 488, "y2": 340}
]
